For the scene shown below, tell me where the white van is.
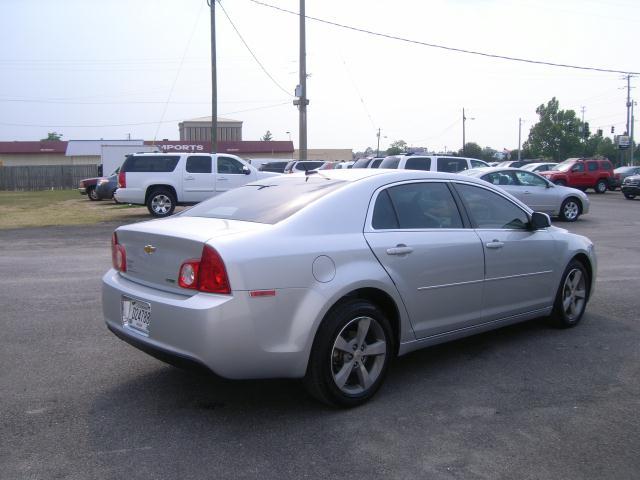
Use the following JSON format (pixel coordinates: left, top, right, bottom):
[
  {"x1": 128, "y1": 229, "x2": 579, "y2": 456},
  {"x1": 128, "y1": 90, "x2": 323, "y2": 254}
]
[
  {"x1": 378, "y1": 154, "x2": 489, "y2": 172},
  {"x1": 114, "y1": 153, "x2": 279, "y2": 217}
]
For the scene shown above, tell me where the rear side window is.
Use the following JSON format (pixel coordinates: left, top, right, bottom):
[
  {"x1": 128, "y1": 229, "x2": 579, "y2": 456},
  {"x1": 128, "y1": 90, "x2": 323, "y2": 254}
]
[
  {"x1": 370, "y1": 159, "x2": 383, "y2": 168},
  {"x1": 405, "y1": 157, "x2": 431, "y2": 171},
  {"x1": 380, "y1": 182, "x2": 463, "y2": 229},
  {"x1": 600, "y1": 161, "x2": 613, "y2": 170},
  {"x1": 186, "y1": 156, "x2": 212, "y2": 173},
  {"x1": 437, "y1": 157, "x2": 467, "y2": 172},
  {"x1": 587, "y1": 162, "x2": 598, "y2": 172},
  {"x1": 372, "y1": 190, "x2": 399, "y2": 229},
  {"x1": 121, "y1": 155, "x2": 180, "y2": 173}
]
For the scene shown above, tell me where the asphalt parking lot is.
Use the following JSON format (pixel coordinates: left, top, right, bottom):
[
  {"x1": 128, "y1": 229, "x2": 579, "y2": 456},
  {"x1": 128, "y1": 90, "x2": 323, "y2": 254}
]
[{"x1": 1, "y1": 192, "x2": 639, "y2": 480}]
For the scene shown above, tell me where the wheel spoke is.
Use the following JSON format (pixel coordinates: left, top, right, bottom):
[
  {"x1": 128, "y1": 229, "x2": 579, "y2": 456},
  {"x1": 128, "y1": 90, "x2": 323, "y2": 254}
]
[
  {"x1": 334, "y1": 336, "x2": 354, "y2": 354},
  {"x1": 356, "y1": 318, "x2": 371, "y2": 346},
  {"x1": 570, "y1": 271, "x2": 582, "y2": 289},
  {"x1": 356, "y1": 363, "x2": 372, "y2": 389},
  {"x1": 365, "y1": 340, "x2": 386, "y2": 356},
  {"x1": 574, "y1": 288, "x2": 586, "y2": 299},
  {"x1": 563, "y1": 296, "x2": 572, "y2": 312},
  {"x1": 333, "y1": 360, "x2": 354, "y2": 388}
]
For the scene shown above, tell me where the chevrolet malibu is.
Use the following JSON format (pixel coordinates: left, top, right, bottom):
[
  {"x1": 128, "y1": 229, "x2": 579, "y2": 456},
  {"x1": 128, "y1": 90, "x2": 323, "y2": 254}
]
[{"x1": 103, "y1": 169, "x2": 596, "y2": 407}]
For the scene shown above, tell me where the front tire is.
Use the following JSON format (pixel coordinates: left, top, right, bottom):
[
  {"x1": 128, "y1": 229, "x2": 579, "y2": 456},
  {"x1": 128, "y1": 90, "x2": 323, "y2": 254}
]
[
  {"x1": 146, "y1": 188, "x2": 176, "y2": 217},
  {"x1": 87, "y1": 186, "x2": 99, "y2": 201},
  {"x1": 595, "y1": 179, "x2": 607, "y2": 194},
  {"x1": 304, "y1": 299, "x2": 393, "y2": 407},
  {"x1": 624, "y1": 193, "x2": 636, "y2": 200},
  {"x1": 548, "y1": 260, "x2": 589, "y2": 328},
  {"x1": 559, "y1": 197, "x2": 581, "y2": 222}
]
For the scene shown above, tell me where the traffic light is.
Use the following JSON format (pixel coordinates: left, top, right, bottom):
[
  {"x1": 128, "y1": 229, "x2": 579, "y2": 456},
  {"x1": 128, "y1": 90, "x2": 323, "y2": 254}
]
[
  {"x1": 611, "y1": 126, "x2": 615, "y2": 134},
  {"x1": 584, "y1": 122, "x2": 590, "y2": 138},
  {"x1": 597, "y1": 129, "x2": 603, "y2": 137}
]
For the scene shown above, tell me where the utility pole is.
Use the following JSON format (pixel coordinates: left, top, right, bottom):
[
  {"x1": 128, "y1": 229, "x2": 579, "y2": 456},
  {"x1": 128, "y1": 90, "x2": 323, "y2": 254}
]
[
  {"x1": 209, "y1": 0, "x2": 217, "y2": 153},
  {"x1": 581, "y1": 106, "x2": 586, "y2": 156},
  {"x1": 376, "y1": 128, "x2": 381, "y2": 157},
  {"x1": 517, "y1": 118, "x2": 522, "y2": 161},
  {"x1": 632, "y1": 101, "x2": 636, "y2": 165},
  {"x1": 298, "y1": 0, "x2": 308, "y2": 160},
  {"x1": 462, "y1": 108, "x2": 466, "y2": 155}
]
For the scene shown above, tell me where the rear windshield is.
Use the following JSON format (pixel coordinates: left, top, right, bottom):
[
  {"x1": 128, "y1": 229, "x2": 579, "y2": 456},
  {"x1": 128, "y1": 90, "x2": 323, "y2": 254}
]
[
  {"x1": 121, "y1": 155, "x2": 180, "y2": 173},
  {"x1": 183, "y1": 177, "x2": 348, "y2": 224},
  {"x1": 295, "y1": 161, "x2": 325, "y2": 171}
]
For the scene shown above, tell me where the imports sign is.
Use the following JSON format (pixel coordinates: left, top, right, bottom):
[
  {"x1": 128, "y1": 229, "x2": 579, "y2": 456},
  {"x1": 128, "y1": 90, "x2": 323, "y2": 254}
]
[{"x1": 616, "y1": 135, "x2": 630, "y2": 150}]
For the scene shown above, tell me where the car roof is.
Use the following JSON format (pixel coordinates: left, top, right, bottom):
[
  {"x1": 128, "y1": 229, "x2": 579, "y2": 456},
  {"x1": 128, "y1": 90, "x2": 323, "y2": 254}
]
[{"x1": 461, "y1": 166, "x2": 543, "y2": 177}]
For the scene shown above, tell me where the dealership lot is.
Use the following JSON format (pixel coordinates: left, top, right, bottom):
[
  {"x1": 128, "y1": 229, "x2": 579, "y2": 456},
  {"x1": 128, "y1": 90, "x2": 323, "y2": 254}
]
[{"x1": 1, "y1": 193, "x2": 639, "y2": 479}]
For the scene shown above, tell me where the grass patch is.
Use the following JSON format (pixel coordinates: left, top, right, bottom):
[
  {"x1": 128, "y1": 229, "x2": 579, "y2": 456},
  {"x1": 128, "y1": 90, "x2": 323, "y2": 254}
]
[{"x1": 0, "y1": 189, "x2": 151, "y2": 229}]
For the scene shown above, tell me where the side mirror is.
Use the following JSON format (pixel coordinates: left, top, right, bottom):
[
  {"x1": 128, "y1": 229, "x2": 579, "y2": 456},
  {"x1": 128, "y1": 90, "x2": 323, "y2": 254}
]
[
  {"x1": 530, "y1": 211, "x2": 551, "y2": 229},
  {"x1": 242, "y1": 166, "x2": 251, "y2": 175}
]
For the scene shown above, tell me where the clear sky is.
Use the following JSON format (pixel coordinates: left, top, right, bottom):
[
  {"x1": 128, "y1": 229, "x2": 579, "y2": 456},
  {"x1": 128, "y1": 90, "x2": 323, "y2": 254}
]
[{"x1": 1, "y1": 0, "x2": 638, "y2": 153}]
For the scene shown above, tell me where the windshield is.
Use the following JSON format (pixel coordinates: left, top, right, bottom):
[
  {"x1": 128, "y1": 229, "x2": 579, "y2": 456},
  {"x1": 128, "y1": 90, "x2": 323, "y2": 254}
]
[
  {"x1": 352, "y1": 158, "x2": 372, "y2": 168},
  {"x1": 183, "y1": 176, "x2": 348, "y2": 224},
  {"x1": 379, "y1": 157, "x2": 400, "y2": 169},
  {"x1": 521, "y1": 164, "x2": 539, "y2": 171},
  {"x1": 552, "y1": 161, "x2": 574, "y2": 172}
]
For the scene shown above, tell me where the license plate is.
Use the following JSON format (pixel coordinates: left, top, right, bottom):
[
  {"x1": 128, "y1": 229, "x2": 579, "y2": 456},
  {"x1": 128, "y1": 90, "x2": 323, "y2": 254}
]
[{"x1": 122, "y1": 297, "x2": 151, "y2": 334}]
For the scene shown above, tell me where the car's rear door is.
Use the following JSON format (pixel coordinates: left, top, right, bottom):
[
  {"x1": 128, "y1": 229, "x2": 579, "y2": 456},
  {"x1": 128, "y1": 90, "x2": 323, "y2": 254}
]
[
  {"x1": 364, "y1": 181, "x2": 485, "y2": 338},
  {"x1": 453, "y1": 182, "x2": 557, "y2": 321},
  {"x1": 183, "y1": 155, "x2": 215, "y2": 202}
]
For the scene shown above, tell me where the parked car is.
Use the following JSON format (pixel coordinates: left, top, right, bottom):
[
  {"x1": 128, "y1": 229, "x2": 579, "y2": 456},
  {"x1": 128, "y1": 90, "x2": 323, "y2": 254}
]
[
  {"x1": 462, "y1": 167, "x2": 589, "y2": 222},
  {"x1": 114, "y1": 153, "x2": 279, "y2": 217},
  {"x1": 539, "y1": 158, "x2": 615, "y2": 193},
  {"x1": 93, "y1": 167, "x2": 121, "y2": 201},
  {"x1": 521, "y1": 162, "x2": 558, "y2": 173},
  {"x1": 283, "y1": 160, "x2": 331, "y2": 174},
  {"x1": 259, "y1": 161, "x2": 288, "y2": 174},
  {"x1": 103, "y1": 169, "x2": 596, "y2": 407},
  {"x1": 78, "y1": 177, "x2": 102, "y2": 201},
  {"x1": 352, "y1": 157, "x2": 385, "y2": 169},
  {"x1": 621, "y1": 174, "x2": 640, "y2": 199},
  {"x1": 612, "y1": 165, "x2": 640, "y2": 189},
  {"x1": 378, "y1": 155, "x2": 489, "y2": 172}
]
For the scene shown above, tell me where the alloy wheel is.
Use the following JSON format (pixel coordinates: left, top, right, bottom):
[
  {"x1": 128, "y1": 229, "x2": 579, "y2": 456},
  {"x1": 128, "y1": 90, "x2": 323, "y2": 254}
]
[
  {"x1": 330, "y1": 316, "x2": 387, "y2": 395},
  {"x1": 151, "y1": 195, "x2": 172, "y2": 215},
  {"x1": 563, "y1": 201, "x2": 579, "y2": 221},
  {"x1": 562, "y1": 268, "x2": 587, "y2": 321}
]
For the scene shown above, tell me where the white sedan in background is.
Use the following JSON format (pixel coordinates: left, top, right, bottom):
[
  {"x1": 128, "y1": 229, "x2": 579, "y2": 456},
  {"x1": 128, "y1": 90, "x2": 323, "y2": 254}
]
[{"x1": 462, "y1": 167, "x2": 589, "y2": 222}]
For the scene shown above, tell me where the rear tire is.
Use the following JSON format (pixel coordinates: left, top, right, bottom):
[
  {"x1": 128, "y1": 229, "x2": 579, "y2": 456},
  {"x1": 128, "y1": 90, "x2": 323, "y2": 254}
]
[
  {"x1": 146, "y1": 188, "x2": 176, "y2": 217},
  {"x1": 624, "y1": 193, "x2": 636, "y2": 200},
  {"x1": 559, "y1": 198, "x2": 581, "y2": 222},
  {"x1": 304, "y1": 299, "x2": 393, "y2": 407},
  {"x1": 595, "y1": 179, "x2": 607, "y2": 194},
  {"x1": 548, "y1": 260, "x2": 589, "y2": 328}
]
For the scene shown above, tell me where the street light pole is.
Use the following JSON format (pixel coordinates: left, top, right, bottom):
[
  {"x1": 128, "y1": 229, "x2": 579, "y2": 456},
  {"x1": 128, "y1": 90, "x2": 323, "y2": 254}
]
[
  {"x1": 518, "y1": 118, "x2": 522, "y2": 162},
  {"x1": 298, "y1": 0, "x2": 308, "y2": 160},
  {"x1": 376, "y1": 128, "x2": 381, "y2": 157},
  {"x1": 462, "y1": 108, "x2": 466, "y2": 155}
]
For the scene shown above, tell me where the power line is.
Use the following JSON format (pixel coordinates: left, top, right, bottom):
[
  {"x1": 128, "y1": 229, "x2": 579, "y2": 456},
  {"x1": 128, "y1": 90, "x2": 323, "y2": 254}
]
[
  {"x1": 0, "y1": 98, "x2": 289, "y2": 105},
  {"x1": 0, "y1": 102, "x2": 290, "y2": 128},
  {"x1": 217, "y1": 0, "x2": 293, "y2": 97},
  {"x1": 246, "y1": 0, "x2": 639, "y2": 75}
]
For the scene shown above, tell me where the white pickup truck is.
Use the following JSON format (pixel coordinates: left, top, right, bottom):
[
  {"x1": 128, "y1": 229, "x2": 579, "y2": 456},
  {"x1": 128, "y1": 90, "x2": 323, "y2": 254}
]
[{"x1": 114, "y1": 152, "x2": 280, "y2": 217}]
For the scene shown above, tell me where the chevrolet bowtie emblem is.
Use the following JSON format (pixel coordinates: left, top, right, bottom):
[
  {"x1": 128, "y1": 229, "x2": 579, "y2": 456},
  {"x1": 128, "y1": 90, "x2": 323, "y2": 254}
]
[{"x1": 144, "y1": 245, "x2": 157, "y2": 255}]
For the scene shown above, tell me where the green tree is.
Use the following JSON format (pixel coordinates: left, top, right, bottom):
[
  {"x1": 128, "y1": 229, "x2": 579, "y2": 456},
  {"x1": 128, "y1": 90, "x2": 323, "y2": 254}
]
[
  {"x1": 458, "y1": 142, "x2": 482, "y2": 158},
  {"x1": 386, "y1": 140, "x2": 407, "y2": 155},
  {"x1": 524, "y1": 97, "x2": 584, "y2": 161},
  {"x1": 261, "y1": 130, "x2": 273, "y2": 141},
  {"x1": 41, "y1": 132, "x2": 63, "y2": 141}
]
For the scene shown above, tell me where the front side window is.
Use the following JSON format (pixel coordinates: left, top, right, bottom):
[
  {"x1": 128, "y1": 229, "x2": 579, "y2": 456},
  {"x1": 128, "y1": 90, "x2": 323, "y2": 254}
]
[
  {"x1": 514, "y1": 171, "x2": 548, "y2": 187},
  {"x1": 470, "y1": 160, "x2": 487, "y2": 168},
  {"x1": 587, "y1": 162, "x2": 598, "y2": 172},
  {"x1": 374, "y1": 182, "x2": 463, "y2": 229},
  {"x1": 455, "y1": 183, "x2": 529, "y2": 230},
  {"x1": 186, "y1": 156, "x2": 212, "y2": 173},
  {"x1": 572, "y1": 163, "x2": 585, "y2": 172},
  {"x1": 217, "y1": 156, "x2": 245, "y2": 174},
  {"x1": 437, "y1": 157, "x2": 467, "y2": 173}
]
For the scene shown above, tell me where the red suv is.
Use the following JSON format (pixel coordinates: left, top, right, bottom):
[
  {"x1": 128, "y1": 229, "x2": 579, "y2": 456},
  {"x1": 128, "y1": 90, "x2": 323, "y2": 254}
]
[{"x1": 539, "y1": 158, "x2": 615, "y2": 193}]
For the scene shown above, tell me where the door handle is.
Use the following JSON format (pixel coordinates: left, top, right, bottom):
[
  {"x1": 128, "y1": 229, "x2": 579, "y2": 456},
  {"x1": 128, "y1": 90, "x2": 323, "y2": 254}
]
[
  {"x1": 184, "y1": 176, "x2": 194, "y2": 181},
  {"x1": 218, "y1": 177, "x2": 228, "y2": 181},
  {"x1": 386, "y1": 244, "x2": 413, "y2": 256},
  {"x1": 486, "y1": 240, "x2": 504, "y2": 249},
  {"x1": 523, "y1": 190, "x2": 531, "y2": 194}
]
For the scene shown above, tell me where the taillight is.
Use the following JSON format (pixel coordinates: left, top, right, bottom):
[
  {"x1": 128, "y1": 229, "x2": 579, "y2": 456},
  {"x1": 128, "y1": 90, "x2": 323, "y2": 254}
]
[
  {"x1": 178, "y1": 245, "x2": 230, "y2": 294},
  {"x1": 111, "y1": 232, "x2": 127, "y2": 272},
  {"x1": 118, "y1": 170, "x2": 126, "y2": 188}
]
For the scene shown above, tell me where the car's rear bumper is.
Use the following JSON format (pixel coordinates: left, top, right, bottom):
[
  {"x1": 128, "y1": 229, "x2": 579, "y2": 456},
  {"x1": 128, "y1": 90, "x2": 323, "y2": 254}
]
[{"x1": 102, "y1": 269, "x2": 310, "y2": 379}]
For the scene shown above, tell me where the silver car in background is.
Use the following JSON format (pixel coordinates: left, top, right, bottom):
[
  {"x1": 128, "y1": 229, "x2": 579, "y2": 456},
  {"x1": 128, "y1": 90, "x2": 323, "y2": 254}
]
[
  {"x1": 462, "y1": 167, "x2": 590, "y2": 222},
  {"x1": 103, "y1": 169, "x2": 596, "y2": 407}
]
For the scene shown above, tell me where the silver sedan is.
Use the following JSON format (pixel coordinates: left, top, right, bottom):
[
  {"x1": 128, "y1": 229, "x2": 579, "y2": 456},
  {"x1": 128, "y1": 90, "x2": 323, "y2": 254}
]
[
  {"x1": 462, "y1": 167, "x2": 589, "y2": 222},
  {"x1": 103, "y1": 169, "x2": 596, "y2": 407}
]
